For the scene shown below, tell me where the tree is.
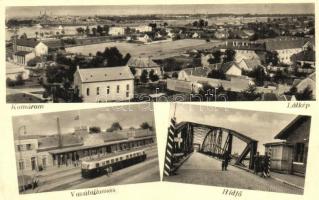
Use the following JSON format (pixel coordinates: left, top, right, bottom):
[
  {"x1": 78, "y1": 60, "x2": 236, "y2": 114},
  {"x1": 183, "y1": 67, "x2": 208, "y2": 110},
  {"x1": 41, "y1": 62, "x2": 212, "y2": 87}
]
[
  {"x1": 140, "y1": 70, "x2": 148, "y2": 83},
  {"x1": 241, "y1": 84, "x2": 260, "y2": 101},
  {"x1": 224, "y1": 49, "x2": 236, "y2": 63},
  {"x1": 130, "y1": 67, "x2": 136, "y2": 76},
  {"x1": 76, "y1": 27, "x2": 84, "y2": 35},
  {"x1": 251, "y1": 65, "x2": 267, "y2": 86},
  {"x1": 295, "y1": 86, "x2": 313, "y2": 100},
  {"x1": 89, "y1": 126, "x2": 101, "y2": 133},
  {"x1": 207, "y1": 69, "x2": 226, "y2": 80},
  {"x1": 198, "y1": 83, "x2": 215, "y2": 101},
  {"x1": 97, "y1": 25, "x2": 103, "y2": 35},
  {"x1": 265, "y1": 51, "x2": 279, "y2": 66},
  {"x1": 140, "y1": 122, "x2": 152, "y2": 130},
  {"x1": 85, "y1": 26, "x2": 90, "y2": 35},
  {"x1": 27, "y1": 56, "x2": 42, "y2": 67},
  {"x1": 16, "y1": 74, "x2": 25, "y2": 85},
  {"x1": 212, "y1": 50, "x2": 222, "y2": 63},
  {"x1": 149, "y1": 69, "x2": 159, "y2": 82},
  {"x1": 106, "y1": 122, "x2": 123, "y2": 132},
  {"x1": 103, "y1": 25, "x2": 109, "y2": 35},
  {"x1": 20, "y1": 32, "x2": 27, "y2": 39},
  {"x1": 163, "y1": 73, "x2": 169, "y2": 79},
  {"x1": 199, "y1": 19, "x2": 206, "y2": 28},
  {"x1": 92, "y1": 27, "x2": 97, "y2": 36},
  {"x1": 172, "y1": 72, "x2": 178, "y2": 79},
  {"x1": 192, "y1": 21, "x2": 199, "y2": 27}
]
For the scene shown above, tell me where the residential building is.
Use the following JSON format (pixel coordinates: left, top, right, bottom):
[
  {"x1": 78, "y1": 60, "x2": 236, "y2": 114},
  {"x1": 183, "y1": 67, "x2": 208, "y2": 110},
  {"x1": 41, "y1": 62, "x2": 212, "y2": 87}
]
[
  {"x1": 14, "y1": 39, "x2": 49, "y2": 57},
  {"x1": 127, "y1": 57, "x2": 162, "y2": 78},
  {"x1": 6, "y1": 62, "x2": 30, "y2": 81},
  {"x1": 108, "y1": 27, "x2": 125, "y2": 36},
  {"x1": 291, "y1": 49, "x2": 315, "y2": 68},
  {"x1": 262, "y1": 37, "x2": 314, "y2": 64},
  {"x1": 134, "y1": 25, "x2": 153, "y2": 33},
  {"x1": 209, "y1": 61, "x2": 243, "y2": 77},
  {"x1": 237, "y1": 58, "x2": 262, "y2": 71},
  {"x1": 219, "y1": 40, "x2": 266, "y2": 62},
  {"x1": 73, "y1": 65, "x2": 134, "y2": 102},
  {"x1": 137, "y1": 34, "x2": 153, "y2": 43},
  {"x1": 13, "y1": 51, "x2": 35, "y2": 66},
  {"x1": 292, "y1": 72, "x2": 316, "y2": 99}
]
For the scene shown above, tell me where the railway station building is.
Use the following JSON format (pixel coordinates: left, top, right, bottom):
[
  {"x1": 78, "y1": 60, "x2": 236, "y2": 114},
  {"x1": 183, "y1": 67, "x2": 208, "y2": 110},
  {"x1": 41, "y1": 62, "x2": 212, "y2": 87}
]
[{"x1": 15, "y1": 128, "x2": 156, "y2": 175}]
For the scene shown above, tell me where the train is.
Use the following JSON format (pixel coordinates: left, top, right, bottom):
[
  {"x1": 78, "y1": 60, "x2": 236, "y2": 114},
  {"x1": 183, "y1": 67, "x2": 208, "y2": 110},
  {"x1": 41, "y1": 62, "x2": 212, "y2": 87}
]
[{"x1": 81, "y1": 148, "x2": 147, "y2": 178}]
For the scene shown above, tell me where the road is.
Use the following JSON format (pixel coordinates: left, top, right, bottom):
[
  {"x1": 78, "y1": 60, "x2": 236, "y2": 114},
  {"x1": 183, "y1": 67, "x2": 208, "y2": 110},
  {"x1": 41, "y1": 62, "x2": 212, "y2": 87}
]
[
  {"x1": 164, "y1": 152, "x2": 303, "y2": 195},
  {"x1": 23, "y1": 146, "x2": 159, "y2": 194}
]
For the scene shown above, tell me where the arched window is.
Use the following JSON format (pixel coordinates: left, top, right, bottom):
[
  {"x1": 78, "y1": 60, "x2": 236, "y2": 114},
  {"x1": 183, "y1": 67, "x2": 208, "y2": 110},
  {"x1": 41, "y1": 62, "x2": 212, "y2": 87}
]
[{"x1": 86, "y1": 88, "x2": 90, "y2": 96}]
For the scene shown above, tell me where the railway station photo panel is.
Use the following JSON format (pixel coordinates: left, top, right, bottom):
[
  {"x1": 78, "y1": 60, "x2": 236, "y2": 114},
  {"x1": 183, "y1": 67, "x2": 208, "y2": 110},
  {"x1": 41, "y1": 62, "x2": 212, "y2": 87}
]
[
  {"x1": 163, "y1": 103, "x2": 311, "y2": 195},
  {"x1": 12, "y1": 103, "x2": 160, "y2": 194}
]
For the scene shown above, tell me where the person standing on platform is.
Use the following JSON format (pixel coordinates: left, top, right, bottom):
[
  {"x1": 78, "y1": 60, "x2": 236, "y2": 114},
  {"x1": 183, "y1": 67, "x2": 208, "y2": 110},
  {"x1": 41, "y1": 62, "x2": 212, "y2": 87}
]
[
  {"x1": 222, "y1": 151, "x2": 230, "y2": 171},
  {"x1": 253, "y1": 152, "x2": 260, "y2": 175}
]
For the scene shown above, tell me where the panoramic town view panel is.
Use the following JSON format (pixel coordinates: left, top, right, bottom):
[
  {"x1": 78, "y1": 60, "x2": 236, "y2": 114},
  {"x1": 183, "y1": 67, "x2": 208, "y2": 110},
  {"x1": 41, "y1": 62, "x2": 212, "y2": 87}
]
[{"x1": 5, "y1": 4, "x2": 315, "y2": 103}]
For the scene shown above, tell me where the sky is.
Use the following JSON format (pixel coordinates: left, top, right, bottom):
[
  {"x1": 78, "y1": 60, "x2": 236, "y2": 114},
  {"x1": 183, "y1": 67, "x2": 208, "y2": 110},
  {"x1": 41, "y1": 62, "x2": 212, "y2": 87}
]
[
  {"x1": 170, "y1": 104, "x2": 297, "y2": 153},
  {"x1": 12, "y1": 104, "x2": 155, "y2": 138},
  {"x1": 6, "y1": 3, "x2": 314, "y2": 19}
]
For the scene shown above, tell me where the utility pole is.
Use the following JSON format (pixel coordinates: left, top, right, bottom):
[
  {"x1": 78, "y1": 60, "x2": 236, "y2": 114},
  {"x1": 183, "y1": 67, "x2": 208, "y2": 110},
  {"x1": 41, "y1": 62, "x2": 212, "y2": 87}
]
[{"x1": 57, "y1": 117, "x2": 62, "y2": 148}]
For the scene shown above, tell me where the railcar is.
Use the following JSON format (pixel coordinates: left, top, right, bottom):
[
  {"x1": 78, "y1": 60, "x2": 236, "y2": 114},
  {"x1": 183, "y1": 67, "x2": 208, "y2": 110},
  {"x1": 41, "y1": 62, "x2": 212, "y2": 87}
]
[{"x1": 81, "y1": 148, "x2": 147, "y2": 178}]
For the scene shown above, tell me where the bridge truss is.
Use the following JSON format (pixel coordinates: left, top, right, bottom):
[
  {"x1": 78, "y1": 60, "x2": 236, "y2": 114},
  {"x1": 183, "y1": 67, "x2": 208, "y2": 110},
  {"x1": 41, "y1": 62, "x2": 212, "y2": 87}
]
[{"x1": 164, "y1": 120, "x2": 258, "y2": 176}]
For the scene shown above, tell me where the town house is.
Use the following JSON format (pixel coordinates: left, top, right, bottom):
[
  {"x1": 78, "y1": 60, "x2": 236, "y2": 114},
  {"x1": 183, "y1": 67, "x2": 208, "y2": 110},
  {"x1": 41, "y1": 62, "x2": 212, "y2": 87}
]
[{"x1": 73, "y1": 65, "x2": 134, "y2": 102}]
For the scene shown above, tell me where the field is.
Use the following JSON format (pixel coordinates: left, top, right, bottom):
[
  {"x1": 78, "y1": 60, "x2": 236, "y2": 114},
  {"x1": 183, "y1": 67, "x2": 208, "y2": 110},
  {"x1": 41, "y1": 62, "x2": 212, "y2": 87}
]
[{"x1": 66, "y1": 39, "x2": 222, "y2": 59}]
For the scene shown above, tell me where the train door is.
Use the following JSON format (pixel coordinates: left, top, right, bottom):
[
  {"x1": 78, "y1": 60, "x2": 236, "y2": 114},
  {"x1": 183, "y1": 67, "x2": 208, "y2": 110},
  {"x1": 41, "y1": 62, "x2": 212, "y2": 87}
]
[
  {"x1": 106, "y1": 146, "x2": 111, "y2": 153},
  {"x1": 31, "y1": 157, "x2": 37, "y2": 171}
]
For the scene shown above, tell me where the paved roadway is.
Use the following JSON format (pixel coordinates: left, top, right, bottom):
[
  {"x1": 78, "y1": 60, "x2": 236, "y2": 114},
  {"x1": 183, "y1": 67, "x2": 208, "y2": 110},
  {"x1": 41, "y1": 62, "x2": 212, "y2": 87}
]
[
  {"x1": 24, "y1": 146, "x2": 159, "y2": 194},
  {"x1": 164, "y1": 152, "x2": 303, "y2": 195}
]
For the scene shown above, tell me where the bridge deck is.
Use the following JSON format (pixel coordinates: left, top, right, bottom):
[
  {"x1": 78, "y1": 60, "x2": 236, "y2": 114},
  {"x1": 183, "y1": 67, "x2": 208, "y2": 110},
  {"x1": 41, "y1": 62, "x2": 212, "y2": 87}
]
[{"x1": 164, "y1": 152, "x2": 303, "y2": 195}]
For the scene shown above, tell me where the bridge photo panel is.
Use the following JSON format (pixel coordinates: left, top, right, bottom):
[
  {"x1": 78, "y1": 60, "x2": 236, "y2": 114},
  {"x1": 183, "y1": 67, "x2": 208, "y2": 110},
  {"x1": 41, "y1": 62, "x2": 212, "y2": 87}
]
[
  {"x1": 163, "y1": 103, "x2": 310, "y2": 195},
  {"x1": 11, "y1": 103, "x2": 160, "y2": 194}
]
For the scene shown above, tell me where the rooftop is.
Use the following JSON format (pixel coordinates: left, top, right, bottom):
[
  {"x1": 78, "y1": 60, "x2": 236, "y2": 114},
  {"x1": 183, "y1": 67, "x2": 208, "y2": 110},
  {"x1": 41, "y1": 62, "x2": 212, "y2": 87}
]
[
  {"x1": 183, "y1": 67, "x2": 210, "y2": 77},
  {"x1": 127, "y1": 57, "x2": 160, "y2": 69},
  {"x1": 77, "y1": 65, "x2": 134, "y2": 83},
  {"x1": 275, "y1": 115, "x2": 311, "y2": 140}
]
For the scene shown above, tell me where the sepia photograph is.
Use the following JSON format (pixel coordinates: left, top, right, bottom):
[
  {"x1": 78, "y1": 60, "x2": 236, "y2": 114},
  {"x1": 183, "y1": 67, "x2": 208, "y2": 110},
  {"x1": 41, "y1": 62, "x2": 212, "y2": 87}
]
[
  {"x1": 163, "y1": 103, "x2": 311, "y2": 195},
  {"x1": 12, "y1": 103, "x2": 160, "y2": 194},
  {"x1": 5, "y1": 3, "x2": 315, "y2": 103}
]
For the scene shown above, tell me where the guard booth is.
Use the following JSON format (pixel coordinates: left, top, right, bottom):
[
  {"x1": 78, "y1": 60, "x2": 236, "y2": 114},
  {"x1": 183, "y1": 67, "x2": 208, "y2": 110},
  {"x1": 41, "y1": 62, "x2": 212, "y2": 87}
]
[{"x1": 264, "y1": 142, "x2": 294, "y2": 173}]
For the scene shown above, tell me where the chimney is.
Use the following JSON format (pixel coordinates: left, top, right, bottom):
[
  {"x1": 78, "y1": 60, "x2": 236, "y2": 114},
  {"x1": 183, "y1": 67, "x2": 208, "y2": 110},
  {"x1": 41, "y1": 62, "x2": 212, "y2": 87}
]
[{"x1": 57, "y1": 117, "x2": 63, "y2": 148}]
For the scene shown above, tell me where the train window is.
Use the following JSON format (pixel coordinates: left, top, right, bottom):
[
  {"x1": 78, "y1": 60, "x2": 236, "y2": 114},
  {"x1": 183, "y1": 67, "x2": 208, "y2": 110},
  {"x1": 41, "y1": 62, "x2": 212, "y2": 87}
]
[
  {"x1": 111, "y1": 159, "x2": 114, "y2": 163},
  {"x1": 103, "y1": 161, "x2": 105, "y2": 166},
  {"x1": 126, "y1": 155, "x2": 129, "y2": 159},
  {"x1": 106, "y1": 160, "x2": 110, "y2": 164},
  {"x1": 115, "y1": 158, "x2": 118, "y2": 162},
  {"x1": 96, "y1": 163, "x2": 99, "y2": 168}
]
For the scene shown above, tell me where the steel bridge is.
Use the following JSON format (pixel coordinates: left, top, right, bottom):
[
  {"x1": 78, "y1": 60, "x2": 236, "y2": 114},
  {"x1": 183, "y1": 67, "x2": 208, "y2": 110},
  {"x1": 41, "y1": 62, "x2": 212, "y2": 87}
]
[{"x1": 164, "y1": 119, "x2": 258, "y2": 176}]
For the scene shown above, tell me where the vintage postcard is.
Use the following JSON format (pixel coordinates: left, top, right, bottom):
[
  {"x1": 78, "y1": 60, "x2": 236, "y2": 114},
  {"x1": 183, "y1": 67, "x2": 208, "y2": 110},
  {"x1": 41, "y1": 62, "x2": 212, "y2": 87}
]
[
  {"x1": 163, "y1": 103, "x2": 310, "y2": 195},
  {"x1": 5, "y1": 3, "x2": 315, "y2": 103},
  {"x1": 11, "y1": 103, "x2": 159, "y2": 194}
]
